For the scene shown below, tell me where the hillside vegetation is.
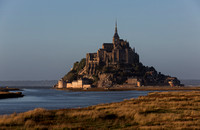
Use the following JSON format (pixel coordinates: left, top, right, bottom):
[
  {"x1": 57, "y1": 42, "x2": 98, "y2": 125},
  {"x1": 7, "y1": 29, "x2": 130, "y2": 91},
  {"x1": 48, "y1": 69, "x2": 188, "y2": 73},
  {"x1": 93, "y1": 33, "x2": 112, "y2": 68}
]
[
  {"x1": 1, "y1": 91, "x2": 200, "y2": 129},
  {"x1": 62, "y1": 58, "x2": 86, "y2": 82}
]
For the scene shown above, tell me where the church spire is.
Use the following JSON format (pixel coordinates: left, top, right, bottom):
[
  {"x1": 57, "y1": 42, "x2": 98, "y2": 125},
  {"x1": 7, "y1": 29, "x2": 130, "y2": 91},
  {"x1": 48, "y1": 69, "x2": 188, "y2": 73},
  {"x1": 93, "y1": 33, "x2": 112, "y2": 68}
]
[
  {"x1": 115, "y1": 20, "x2": 118, "y2": 34},
  {"x1": 113, "y1": 20, "x2": 119, "y2": 39},
  {"x1": 113, "y1": 20, "x2": 120, "y2": 44}
]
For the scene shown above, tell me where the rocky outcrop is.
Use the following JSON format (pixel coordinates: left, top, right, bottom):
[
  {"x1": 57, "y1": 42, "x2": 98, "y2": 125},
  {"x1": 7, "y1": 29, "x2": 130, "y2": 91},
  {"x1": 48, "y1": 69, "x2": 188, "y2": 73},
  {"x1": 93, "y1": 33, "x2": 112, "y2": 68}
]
[
  {"x1": 60, "y1": 59, "x2": 182, "y2": 88},
  {"x1": 97, "y1": 74, "x2": 113, "y2": 88}
]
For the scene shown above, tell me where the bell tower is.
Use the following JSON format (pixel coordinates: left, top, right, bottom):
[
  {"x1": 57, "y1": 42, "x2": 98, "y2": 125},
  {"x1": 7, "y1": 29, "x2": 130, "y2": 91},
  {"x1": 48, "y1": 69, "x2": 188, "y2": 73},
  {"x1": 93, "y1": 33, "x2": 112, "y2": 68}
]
[{"x1": 113, "y1": 21, "x2": 120, "y2": 44}]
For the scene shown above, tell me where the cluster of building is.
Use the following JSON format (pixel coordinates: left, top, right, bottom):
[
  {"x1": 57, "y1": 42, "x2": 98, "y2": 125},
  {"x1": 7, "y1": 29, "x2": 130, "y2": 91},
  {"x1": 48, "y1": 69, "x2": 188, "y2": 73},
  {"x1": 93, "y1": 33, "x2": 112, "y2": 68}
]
[
  {"x1": 56, "y1": 79, "x2": 91, "y2": 89},
  {"x1": 86, "y1": 22, "x2": 139, "y2": 75}
]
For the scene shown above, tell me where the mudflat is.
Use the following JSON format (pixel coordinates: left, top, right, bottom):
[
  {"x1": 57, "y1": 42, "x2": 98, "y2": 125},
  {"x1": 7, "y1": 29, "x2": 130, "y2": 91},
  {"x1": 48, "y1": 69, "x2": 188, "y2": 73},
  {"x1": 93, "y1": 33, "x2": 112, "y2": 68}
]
[
  {"x1": 0, "y1": 92, "x2": 24, "y2": 99},
  {"x1": 0, "y1": 87, "x2": 21, "y2": 92}
]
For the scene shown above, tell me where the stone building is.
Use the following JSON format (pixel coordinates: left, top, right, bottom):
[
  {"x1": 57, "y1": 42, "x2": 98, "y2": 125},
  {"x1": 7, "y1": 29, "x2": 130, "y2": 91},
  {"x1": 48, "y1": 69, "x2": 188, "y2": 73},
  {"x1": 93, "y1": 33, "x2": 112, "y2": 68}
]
[
  {"x1": 66, "y1": 79, "x2": 91, "y2": 89},
  {"x1": 126, "y1": 77, "x2": 141, "y2": 87},
  {"x1": 86, "y1": 22, "x2": 139, "y2": 75},
  {"x1": 57, "y1": 79, "x2": 91, "y2": 89},
  {"x1": 57, "y1": 79, "x2": 66, "y2": 88},
  {"x1": 166, "y1": 77, "x2": 180, "y2": 87}
]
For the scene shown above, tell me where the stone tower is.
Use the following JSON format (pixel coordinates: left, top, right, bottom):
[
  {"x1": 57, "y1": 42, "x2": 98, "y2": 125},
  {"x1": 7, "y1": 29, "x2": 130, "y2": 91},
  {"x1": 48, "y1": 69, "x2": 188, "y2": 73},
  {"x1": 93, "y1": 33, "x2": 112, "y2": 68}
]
[{"x1": 113, "y1": 21, "x2": 120, "y2": 45}]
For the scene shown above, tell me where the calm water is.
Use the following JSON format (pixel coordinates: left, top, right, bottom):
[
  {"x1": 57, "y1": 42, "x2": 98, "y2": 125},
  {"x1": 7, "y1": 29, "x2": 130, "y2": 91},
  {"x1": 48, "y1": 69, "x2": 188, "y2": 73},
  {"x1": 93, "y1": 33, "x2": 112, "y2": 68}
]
[
  {"x1": 0, "y1": 79, "x2": 199, "y2": 115},
  {"x1": 0, "y1": 87, "x2": 151, "y2": 115}
]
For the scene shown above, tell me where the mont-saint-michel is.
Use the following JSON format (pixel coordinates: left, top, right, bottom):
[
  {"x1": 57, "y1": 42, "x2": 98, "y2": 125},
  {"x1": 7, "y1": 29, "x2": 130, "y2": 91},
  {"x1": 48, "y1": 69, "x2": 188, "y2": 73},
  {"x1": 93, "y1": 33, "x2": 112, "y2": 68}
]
[
  {"x1": 2, "y1": 0, "x2": 200, "y2": 129},
  {"x1": 55, "y1": 23, "x2": 182, "y2": 89}
]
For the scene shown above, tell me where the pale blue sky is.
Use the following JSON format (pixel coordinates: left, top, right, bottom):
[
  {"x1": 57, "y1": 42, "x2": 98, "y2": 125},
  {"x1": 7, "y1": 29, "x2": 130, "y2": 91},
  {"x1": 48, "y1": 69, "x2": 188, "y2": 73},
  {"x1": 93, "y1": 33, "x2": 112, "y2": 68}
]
[{"x1": 0, "y1": 0, "x2": 200, "y2": 80}]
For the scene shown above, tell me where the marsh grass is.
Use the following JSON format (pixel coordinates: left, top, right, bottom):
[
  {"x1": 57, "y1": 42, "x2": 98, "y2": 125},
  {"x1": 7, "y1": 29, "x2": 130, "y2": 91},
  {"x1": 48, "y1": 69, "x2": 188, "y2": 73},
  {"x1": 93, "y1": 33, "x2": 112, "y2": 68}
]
[{"x1": 1, "y1": 91, "x2": 200, "y2": 129}]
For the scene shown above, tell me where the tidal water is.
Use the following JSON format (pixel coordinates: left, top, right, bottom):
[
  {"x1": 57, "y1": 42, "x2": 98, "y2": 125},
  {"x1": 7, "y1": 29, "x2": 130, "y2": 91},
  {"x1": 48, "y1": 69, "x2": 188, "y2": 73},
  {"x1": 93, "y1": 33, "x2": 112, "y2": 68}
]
[
  {"x1": 0, "y1": 79, "x2": 199, "y2": 115},
  {"x1": 0, "y1": 86, "x2": 151, "y2": 115}
]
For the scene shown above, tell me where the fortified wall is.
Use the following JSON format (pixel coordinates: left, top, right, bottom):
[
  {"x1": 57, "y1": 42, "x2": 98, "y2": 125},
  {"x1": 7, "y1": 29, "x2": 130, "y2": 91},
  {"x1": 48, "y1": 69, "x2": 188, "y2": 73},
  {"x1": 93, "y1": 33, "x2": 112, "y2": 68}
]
[{"x1": 57, "y1": 79, "x2": 91, "y2": 89}]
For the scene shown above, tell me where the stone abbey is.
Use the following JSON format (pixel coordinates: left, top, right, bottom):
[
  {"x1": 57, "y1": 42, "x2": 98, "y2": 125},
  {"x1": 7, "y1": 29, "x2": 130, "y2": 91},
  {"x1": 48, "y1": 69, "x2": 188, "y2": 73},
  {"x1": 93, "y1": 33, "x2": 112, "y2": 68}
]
[
  {"x1": 86, "y1": 22, "x2": 139, "y2": 75},
  {"x1": 55, "y1": 22, "x2": 182, "y2": 89}
]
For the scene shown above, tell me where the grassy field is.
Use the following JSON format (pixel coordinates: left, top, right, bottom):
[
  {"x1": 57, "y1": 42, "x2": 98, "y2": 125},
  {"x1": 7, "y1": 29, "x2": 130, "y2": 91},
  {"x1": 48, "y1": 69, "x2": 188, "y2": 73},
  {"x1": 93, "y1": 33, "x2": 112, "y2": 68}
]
[{"x1": 1, "y1": 91, "x2": 200, "y2": 129}]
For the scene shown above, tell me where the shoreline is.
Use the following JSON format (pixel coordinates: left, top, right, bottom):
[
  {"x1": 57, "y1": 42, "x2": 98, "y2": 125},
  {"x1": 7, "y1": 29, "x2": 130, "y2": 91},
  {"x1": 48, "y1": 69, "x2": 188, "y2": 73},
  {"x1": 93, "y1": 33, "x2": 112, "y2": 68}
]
[
  {"x1": 56, "y1": 86, "x2": 200, "y2": 91},
  {"x1": 0, "y1": 87, "x2": 24, "y2": 99},
  {"x1": 0, "y1": 92, "x2": 24, "y2": 99},
  {"x1": 0, "y1": 87, "x2": 21, "y2": 92},
  {"x1": 1, "y1": 90, "x2": 200, "y2": 129}
]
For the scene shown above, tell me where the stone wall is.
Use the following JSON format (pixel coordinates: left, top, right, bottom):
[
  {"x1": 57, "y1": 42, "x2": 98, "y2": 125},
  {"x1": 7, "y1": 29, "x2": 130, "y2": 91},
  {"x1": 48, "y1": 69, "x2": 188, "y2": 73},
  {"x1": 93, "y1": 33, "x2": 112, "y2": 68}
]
[{"x1": 66, "y1": 79, "x2": 91, "y2": 89}]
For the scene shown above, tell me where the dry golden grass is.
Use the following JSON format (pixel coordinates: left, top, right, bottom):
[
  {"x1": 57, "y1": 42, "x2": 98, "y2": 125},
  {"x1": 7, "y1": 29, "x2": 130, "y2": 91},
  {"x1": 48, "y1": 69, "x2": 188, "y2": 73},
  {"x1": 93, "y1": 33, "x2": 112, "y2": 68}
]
[{"x1": 1, "y1": 91, "x2": 200, "y2": 129}]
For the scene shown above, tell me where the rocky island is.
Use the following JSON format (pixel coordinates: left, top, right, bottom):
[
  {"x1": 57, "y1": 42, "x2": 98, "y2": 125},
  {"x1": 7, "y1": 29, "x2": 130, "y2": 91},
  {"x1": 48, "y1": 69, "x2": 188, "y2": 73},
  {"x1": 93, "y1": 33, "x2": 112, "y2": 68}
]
[{"x1": 55, "y1": 22, "x2": 182, "y2": 89}]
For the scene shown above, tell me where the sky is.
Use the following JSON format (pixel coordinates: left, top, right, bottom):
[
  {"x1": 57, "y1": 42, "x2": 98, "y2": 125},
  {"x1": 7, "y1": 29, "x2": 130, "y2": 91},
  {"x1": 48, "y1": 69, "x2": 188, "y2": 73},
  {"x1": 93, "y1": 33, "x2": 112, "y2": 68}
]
[{"x1": 0, "y1": 0, "x2": 200, "y2": 80}]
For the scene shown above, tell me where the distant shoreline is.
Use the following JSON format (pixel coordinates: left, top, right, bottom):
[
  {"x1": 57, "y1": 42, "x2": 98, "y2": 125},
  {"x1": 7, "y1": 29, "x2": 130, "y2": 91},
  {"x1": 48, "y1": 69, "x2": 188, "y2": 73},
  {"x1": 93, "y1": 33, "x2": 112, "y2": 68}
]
[
  {"x1": 0, "y1": 87, "x2": 21, "y2": 92},
  {"x1": 56, "y1": 86, "x2": 200, "y2": 91}
]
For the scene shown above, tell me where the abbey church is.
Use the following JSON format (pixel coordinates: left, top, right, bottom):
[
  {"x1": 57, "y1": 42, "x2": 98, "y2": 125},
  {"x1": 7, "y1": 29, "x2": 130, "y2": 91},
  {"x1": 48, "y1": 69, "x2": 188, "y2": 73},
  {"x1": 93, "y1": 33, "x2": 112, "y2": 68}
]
[
  {"x1": 55, "y1": 22, "x2": 182, "y2": 89},
  {"x1": 86, "y1": 22, "x2": 139, "y2": 75}
]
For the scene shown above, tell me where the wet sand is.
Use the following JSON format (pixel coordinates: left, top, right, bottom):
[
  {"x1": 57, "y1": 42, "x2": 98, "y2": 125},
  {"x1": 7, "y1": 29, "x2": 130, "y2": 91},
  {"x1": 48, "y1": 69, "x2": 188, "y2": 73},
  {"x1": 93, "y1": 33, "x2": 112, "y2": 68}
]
[{"x1": 0, "y1": 92, "x2": 24, "y2": 99}]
